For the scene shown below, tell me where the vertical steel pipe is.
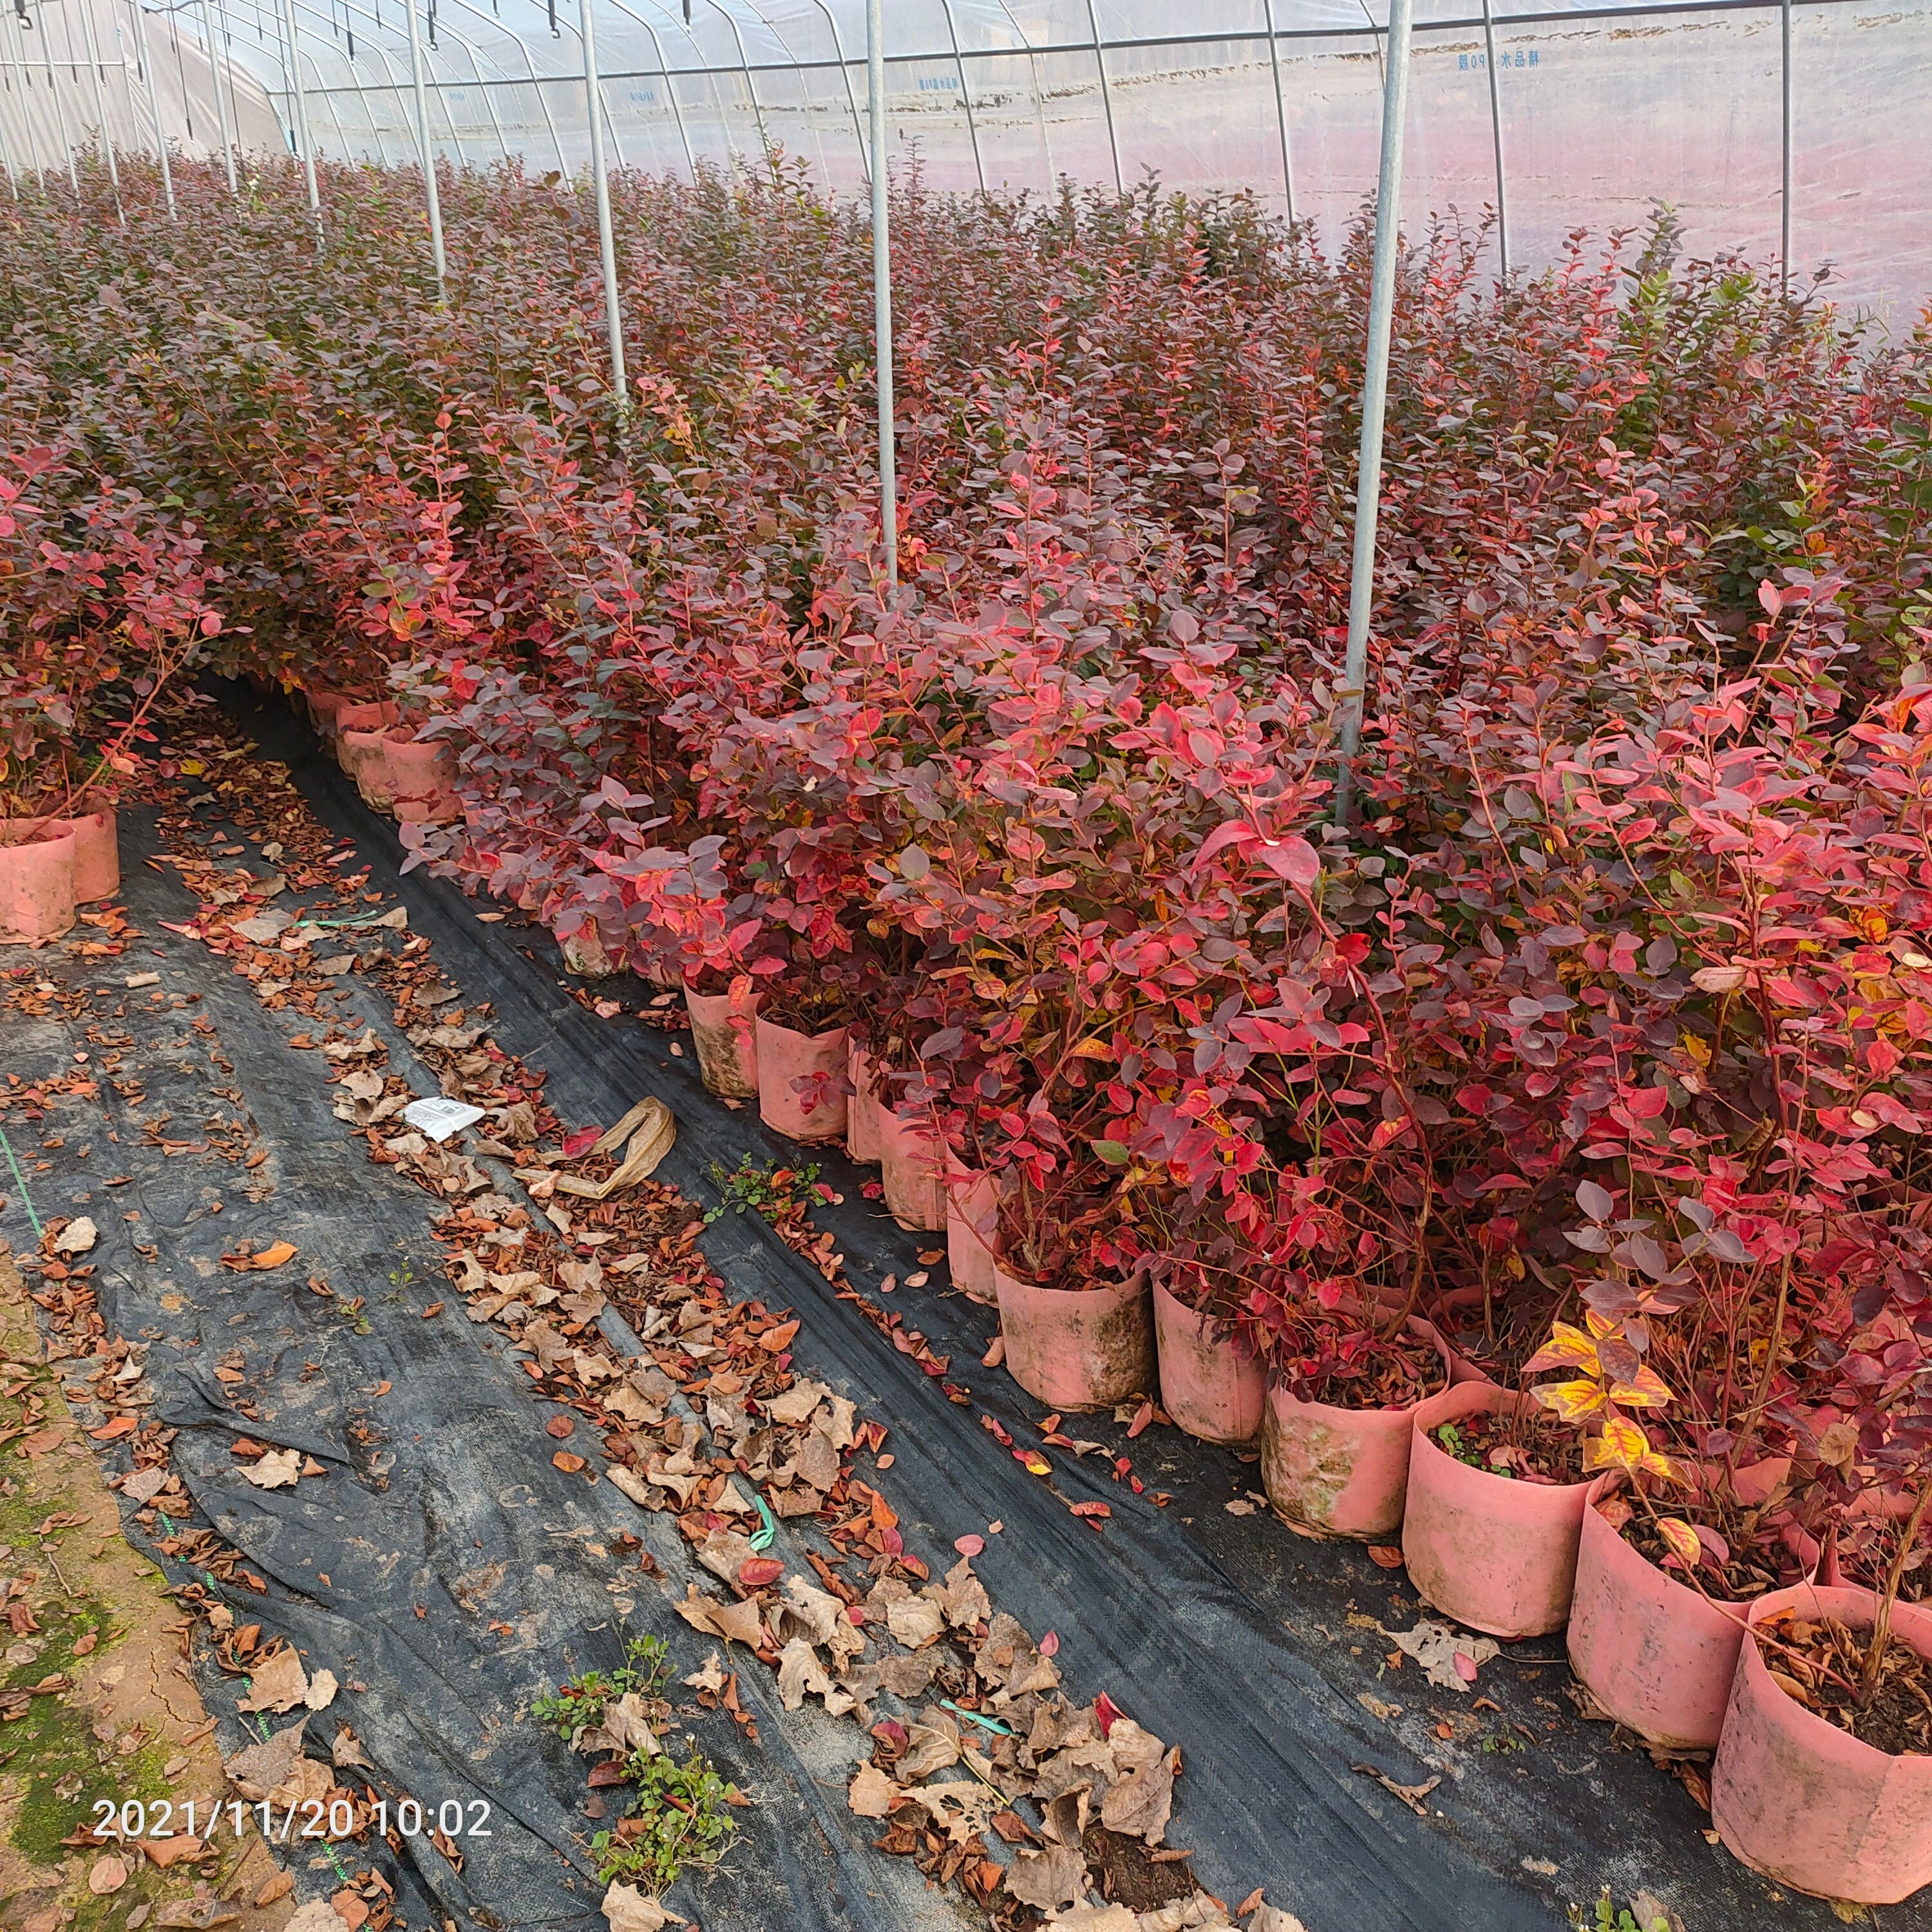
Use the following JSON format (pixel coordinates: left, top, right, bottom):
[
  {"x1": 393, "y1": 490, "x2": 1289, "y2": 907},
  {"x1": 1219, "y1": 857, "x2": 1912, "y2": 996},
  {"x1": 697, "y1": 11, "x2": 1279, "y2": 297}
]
[
  {"x1": 131, "y1": 0, "x2": 175, "y2": 213},
  {"x1": 1779, "y1": 0, "x2": 1791, "y2": 292},
  {"x1": 934, "y1": 0, "x2": 984, "y2": 195},
  {"x1": 199, "y1": 0, "x2": 235, "y2": 188},
  {"x1": 75, "y1": 0, "x2": 125, "y2": 221},
  {"x1": 403, "y1": 0, "x2": 446, "y2": 290},
  {"x1": 1083, "y1": 0, "x2": 1119, "y2": 194},
  {"x1": 867, "y1": 0, "x2": 895, "y2": 583},
  {"x1": 1334, "y1": 0, "x2": 1414, "y2": 828},
  {"x1": 279, "y1": 0, "x2": 319, "y2": 208},
  {"x1": 1479, "y1": 0, "x2": 1507, "y2": 273},
  {"x1": 1261, "y1": 0, "x2": 1294, "y2": 223},
  {"x1": 39, "y1": 1, "x2": 84, "y2": 202},
  {"x1": 578, "y1": 0, "x2": 627, "y2": 413}
]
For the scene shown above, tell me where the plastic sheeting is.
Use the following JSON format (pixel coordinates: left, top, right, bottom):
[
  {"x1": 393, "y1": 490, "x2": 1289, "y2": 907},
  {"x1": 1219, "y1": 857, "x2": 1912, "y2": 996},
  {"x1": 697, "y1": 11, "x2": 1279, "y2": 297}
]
[
  {"x1": 3, "y1": 0, "x2": 1926, "y2": 315},
  {"x1": 0, "y1": 0, "x2": 282, "y2": 180}
]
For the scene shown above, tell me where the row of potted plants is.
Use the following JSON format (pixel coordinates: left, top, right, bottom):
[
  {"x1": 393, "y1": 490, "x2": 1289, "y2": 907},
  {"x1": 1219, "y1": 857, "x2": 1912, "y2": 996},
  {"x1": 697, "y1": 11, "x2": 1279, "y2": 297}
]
[{"x1": 12, "y1": 156, "x2": 1932, "y2": 1907}]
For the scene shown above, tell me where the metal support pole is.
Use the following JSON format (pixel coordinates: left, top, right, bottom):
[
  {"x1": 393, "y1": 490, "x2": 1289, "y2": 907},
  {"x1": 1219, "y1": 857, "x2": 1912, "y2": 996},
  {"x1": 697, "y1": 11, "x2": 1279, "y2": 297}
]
[
  {"x1": 1333, "y1": 0, "x2": 1414, "y2": 829},
  {"x1": 1479, "y1": 0, "x2": 1507, "y2": 273},
  {"x1": 74, "y1": 0, "x2": 124, "y2": 222},
  {"x1": 577, "y1": 0, "x2": 626, "y2": 415},
  {"x1": 1260, "y1": 0, "x2": 1295, "y2": 224},
  {"x1": 1083, "y1": 0, "x2": 1120, "y2": 194},
  {"x1": 806, "y1": 0, "x2": 864, "y2": 185},
  {"x1": 198, "y1": 0, "x2": 234, "y2": 189},
  {"x1": 867, "y1": 0, "x2": 895, "y2": 583},
  {"x1": 1779, "y1": 0, "x2": 1791, "y2": 293},
  {"x1": 609, "y1": 5, "x2": 691, "y2": 177},
  {"x1": 5, "y1": 21, "x2": 48, "y2": 191},
  {"x1": 131, "y1": 0, "x2": 175, "y2": 214},
  {"x1": 0, "y1": 46, "x2": 19, "y2": 196},
  {"x1": 705, "y1": 0, "x2": 764, "y2": 163},
  {"x1": 279, "y1": 0, "x2": 319, "y2": 210},
  {"x1": 934, "y1": 0, "x2": 985, "y2": 195},
  {"x1": 38, "y1": 2, "x2": 84, "y2": 203},
  {"x1": 402, "y1": 0, "x2": 445, "y2": 292}
]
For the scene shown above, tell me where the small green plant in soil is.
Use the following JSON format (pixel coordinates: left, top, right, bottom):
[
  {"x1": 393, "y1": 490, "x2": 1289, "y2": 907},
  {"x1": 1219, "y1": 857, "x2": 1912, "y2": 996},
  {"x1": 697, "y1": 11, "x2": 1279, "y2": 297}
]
[
  {"x1": 529, "y1": 1633, "x2": 671, "y2": 1741},
  {"x1": 705, "y1": 1155, "x2": 822, "y2": 1227},
  {"x1": 1569, "y1": 1893, "x2": 1669, "y2": 1932},
  {"x1": 592, "y1": 1745, "x2": 739, "y2": 1893}
]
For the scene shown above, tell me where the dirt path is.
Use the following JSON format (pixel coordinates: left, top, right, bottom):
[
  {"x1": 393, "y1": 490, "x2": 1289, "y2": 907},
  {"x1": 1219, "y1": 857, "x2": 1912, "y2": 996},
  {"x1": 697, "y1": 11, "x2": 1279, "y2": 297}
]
[{"x1": 0, "y1": 1244, "x2": 291, "y2": 1932}]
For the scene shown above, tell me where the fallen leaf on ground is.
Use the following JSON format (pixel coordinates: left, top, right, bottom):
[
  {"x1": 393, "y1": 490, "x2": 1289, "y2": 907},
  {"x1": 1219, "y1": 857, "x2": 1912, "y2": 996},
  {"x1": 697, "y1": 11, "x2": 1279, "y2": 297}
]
[
  {"x1": 1351, "y1": 1763, "x2": 1442, "y2": 1816},
  {"x1": 240, "y1": 1448, "x2": 302, "y2": 1491},
  {"x1": 52, "y1": 1218, "x2": 99, "y2": 1255},
  {"x1": 1368, "y1": 1546, "x2": 1405, "y2": 1569},
  {"x1": 1387, "y1": 1619, "x2": 1499, "y2": 1692},
  {"x1": 1006, "y1": 1842, "x2": 1088, "y2": 1913},
  {"x1": 1045, "y1": 1908, "x2": 1137, "y2": 1932},
  {"x1": 848, "y1": 1761, "x2": 899, "y2": 1817},
  {"x1": 304, "y1": 1668, "x2": 339, "y2": 1711},
  {"x1": 88, "y1": 1854, "x2": 128, "y2": 1893},
  {"x1": 600, "y1": 1882, "x2": 669, "y2": 1932},
  {"x1": 238, "y1": 1647, "x2": 310, "y2": 1714}
]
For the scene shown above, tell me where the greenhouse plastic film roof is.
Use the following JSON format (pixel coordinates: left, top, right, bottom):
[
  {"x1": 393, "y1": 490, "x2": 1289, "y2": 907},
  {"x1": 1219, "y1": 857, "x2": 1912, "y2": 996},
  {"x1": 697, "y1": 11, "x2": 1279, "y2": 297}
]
[{"x1": 3, "y1": 0, "x2": 1928, "y2": 312}]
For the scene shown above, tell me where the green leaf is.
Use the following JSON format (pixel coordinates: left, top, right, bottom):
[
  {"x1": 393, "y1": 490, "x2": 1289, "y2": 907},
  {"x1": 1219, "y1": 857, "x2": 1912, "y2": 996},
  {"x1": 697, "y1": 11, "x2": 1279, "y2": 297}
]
[{"x1": 1091, "y1": 1139, "x2": 1132, "y2": 1165}]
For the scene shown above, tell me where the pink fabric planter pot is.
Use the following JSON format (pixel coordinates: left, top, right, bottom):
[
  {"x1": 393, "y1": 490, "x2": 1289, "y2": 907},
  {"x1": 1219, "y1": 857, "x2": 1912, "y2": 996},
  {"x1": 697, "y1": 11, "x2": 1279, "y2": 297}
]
[
  {"x1": 944, "y1": 1157, "x2": 998, "y2": 1306},
  {"x1": 687, "y1": 985, "x2": 761, "y2": 1099},
  {"x1": 880, "y1": 1107, "x2": 946, "y2": 1231},
  {"x1": 342, "y1": 725, "x2": 397, "y2": 810},
  {"x1": 59, "y1": 808, "x2": 119, "y2": 904},
  {"x1": 1155, "y1": 1283, "x2": 1264, "y2": 1447},
  {"x1": 3, "y1": 810, "x2": 117, "y2": 904},
  {"x1": 1712, "y1": 1584, "x2": 1932, "y2": 1904},
  {"x1": 1566, "y1": 1478, "x2": 1749, "y2": 1751},
  {"x1": 0, "y1": 825, "x2": 78, "y2": 942},
  {"x1": 384, "y1": 735, "x2": 460, "y2": 823},
  {"x1": 307, "y1": 689, "x2": 352, "y2": 736},
  {"x1": 337, "y1": 702, "x2": 401, "y2": 805},
  {"x1": 1260, "y1": 1322, "x2": 1450, "y2": 1537},
  {"x1": 755, "y1": 1018, "x2": 849, "y2": 1142},
  {"x1": 846, "y1": 1046, "x2": 884, "y2": 1164},
  {"x1": 994, "y1": 1262, "x2": 1155, "y2": 1412},
  {"x1": 1400, "y1": 1382, "x2": 1593, "y2": 1638}
]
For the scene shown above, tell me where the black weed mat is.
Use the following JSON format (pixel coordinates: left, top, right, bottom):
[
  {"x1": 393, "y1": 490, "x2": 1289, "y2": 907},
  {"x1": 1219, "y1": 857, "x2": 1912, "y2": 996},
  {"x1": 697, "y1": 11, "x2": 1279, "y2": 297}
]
[
  {"x1": 183, "y1": 682, "x2": 1905, "y2": 1932},
  {"x1": 0, "y1": 804, "x2": 971, "y2": 1931}
]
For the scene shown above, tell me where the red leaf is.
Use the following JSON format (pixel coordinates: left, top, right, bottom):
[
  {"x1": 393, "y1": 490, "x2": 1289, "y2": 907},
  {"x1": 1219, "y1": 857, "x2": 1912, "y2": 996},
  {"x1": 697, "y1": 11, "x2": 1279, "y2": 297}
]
[
  {"x1": 560, "y1": 1126, "x2": 601, "y2": 1157},
  {"x1": 1094, "y1": 1692, "x2": 1124, "y2": 1738},
  {"x1": 737, "y1": 1557, "x2": 784, "y2": 1591}
]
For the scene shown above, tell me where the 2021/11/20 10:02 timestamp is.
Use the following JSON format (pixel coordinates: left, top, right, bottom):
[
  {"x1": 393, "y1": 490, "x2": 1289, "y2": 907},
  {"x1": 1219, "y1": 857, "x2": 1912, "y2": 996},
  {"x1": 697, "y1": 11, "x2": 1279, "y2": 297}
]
[{"x1": 90, "y1": 1796, "x2": 494, "y2": 1843}]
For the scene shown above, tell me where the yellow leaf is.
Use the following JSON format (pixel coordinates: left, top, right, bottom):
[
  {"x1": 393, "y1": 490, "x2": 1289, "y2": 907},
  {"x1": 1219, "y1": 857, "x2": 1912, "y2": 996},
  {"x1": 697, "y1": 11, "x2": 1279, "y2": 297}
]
[
  {"x1": 1067, "y1": 1037, "x2": 1114, "y2": 1061},
  {"x1": 1584, "y1": 1309, "x2": 1619, "y2": 1340},
  {"x1": 1655, "y1": 1517, "x2": 1702, "y2": 1567},
  {"x1": 1607, "y1": 1364, "x2": 1674, "y2": 1410},
  {"x1": 1584, "y1": 1414, "x2": 1653, "y2": 1473},
  {"x1": 180, "y1": 758, "x2": 206, "y2": 776},
  {"x1": 1533, "y1": 1377, "x2": 1611, "y2": 1423},
  {"x1": 1522, "y1": 1322, "x2": 1599, "y2": 1374}
]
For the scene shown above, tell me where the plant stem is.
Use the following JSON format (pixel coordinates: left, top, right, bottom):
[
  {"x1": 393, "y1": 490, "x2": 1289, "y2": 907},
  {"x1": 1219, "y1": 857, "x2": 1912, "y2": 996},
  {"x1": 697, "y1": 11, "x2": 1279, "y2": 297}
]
[{"x1": 1860, "y1": 1474, "x2": 1932, "y2": 1713}]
